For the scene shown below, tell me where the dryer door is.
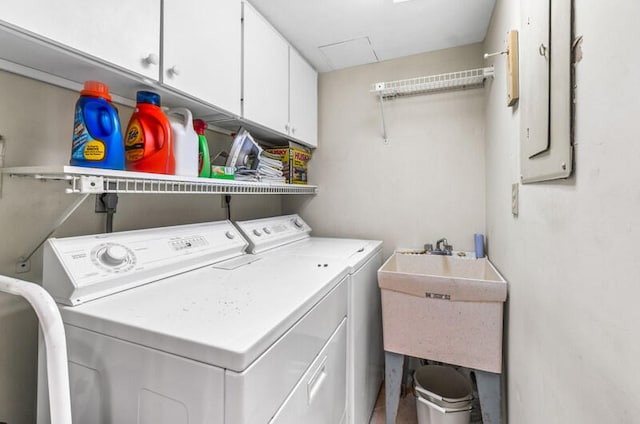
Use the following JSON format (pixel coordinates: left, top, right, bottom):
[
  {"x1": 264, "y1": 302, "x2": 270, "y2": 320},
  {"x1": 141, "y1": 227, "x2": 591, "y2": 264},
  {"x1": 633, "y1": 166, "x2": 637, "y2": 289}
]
[{"x1": 269, "y1": 319, "x2": 347, "y2": 424}]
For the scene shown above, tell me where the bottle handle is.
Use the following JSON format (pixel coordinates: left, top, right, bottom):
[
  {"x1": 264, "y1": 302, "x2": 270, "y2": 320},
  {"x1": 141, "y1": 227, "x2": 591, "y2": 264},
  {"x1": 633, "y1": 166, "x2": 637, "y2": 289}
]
[
  {"x1": 167, "y1": 107, "x2": 193, "y2": 129},
  {"x1": 98, "y1": 108, "x2": 114, "y2": 136}
]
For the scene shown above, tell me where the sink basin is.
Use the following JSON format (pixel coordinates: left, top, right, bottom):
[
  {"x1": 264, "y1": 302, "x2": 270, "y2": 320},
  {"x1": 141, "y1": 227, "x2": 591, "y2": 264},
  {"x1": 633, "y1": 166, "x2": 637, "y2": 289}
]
[{"x1": 378, "y1": 253, "x2": 507, "y2": 373}]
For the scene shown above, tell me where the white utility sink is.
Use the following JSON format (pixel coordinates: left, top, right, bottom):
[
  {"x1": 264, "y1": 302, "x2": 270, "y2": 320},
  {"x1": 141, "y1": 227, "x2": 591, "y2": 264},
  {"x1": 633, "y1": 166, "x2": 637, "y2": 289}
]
[{"x1": 378, "y1": 253, "x2": 507, "y2": 373}]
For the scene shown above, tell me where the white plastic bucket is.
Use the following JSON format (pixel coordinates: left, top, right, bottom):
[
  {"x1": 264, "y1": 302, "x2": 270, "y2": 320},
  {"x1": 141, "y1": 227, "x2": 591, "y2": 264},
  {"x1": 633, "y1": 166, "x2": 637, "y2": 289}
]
[
  {"x1": 414, "y1": 365, "x2": 473, "y2": 424},
  {"x1": 416, "y1": 395, "x2": 472, "y2": 424}
]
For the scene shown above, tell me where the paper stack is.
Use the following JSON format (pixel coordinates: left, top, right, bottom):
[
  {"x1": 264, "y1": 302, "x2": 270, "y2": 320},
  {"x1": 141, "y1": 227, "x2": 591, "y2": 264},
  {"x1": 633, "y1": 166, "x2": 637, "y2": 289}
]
[
  {"x1": 226, "y1": 128, "x2": 285, "y2": 183},
  {"x1": 258, "y1": 150, "x2": 285, "y2": 183}
]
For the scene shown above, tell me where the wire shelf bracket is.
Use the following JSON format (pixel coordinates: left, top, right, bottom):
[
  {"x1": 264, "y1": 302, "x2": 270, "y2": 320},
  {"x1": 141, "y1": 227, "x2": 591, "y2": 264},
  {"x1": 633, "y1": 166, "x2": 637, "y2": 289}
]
[
  {"x1": 16, "y1": 193, "x2": 90, "y2": 274},
  {"x1": 371, "y1": 66, "x2": 494, "y2": 143}
]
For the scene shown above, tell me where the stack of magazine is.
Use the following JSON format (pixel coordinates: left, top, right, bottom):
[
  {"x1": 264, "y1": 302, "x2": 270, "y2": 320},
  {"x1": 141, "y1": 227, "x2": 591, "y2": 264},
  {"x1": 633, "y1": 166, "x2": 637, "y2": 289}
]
[
  {"x1": 258, "y1": 150, "x2": 285, "y2": 183},
  {"x1": 226, "y1": 128, "x2": 285, "y2": 183}
]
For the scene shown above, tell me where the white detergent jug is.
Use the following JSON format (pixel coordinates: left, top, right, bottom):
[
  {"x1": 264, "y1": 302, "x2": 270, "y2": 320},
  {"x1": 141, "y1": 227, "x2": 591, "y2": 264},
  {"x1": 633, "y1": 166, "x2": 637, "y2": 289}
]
[{"x1": 167, "y1": 107, "x2": 199, "y2": 177}]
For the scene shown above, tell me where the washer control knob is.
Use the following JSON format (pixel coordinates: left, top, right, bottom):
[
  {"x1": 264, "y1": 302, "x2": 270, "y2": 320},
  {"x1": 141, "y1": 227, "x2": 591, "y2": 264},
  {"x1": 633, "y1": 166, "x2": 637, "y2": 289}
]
[
  {"x1": 101, "y1": 245, "x2": 128, "y2": 266},
  {"x1": 253, "y1": 229, "x2": 263, "y2": 237},
  {"x1": 293, "y1": 219, "x2": 304, "y2": 229},
  {"x1": 225, "y1": 231, "x2": 236, "y2": 239},
  {"x1": 263, "y1": 227, "x2": 272, "y2": 234}
]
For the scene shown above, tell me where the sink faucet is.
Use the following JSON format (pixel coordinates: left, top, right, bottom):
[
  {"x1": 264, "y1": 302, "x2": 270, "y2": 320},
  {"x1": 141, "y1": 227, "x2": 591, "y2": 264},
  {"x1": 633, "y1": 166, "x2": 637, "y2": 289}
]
[{"x1": 425, "y1": 238, "x2": 453, "y2": 255}]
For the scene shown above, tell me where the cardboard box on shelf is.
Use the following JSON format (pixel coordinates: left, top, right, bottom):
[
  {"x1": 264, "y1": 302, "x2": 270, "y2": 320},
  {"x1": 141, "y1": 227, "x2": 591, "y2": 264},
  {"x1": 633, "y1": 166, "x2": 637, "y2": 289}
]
[
  {"x1": 265, "y1": 144, "x2": 312, "y2": 184},
  {"x1": 210, "y1": 165, "x2": 235, "y2": 180}
]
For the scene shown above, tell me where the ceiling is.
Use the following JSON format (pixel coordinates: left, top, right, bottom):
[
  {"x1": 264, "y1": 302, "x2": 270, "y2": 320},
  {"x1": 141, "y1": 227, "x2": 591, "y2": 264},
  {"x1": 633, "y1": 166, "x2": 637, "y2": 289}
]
[{"x1": 248, "y1": 0, "x2": 496, "y2": 73}]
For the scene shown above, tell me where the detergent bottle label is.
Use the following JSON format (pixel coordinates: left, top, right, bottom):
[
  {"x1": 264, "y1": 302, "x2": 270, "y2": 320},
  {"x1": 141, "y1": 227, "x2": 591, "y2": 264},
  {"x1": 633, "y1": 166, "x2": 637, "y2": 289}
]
[
  {"x1": 72, "y1": 105, "x2": 105, "y2": 161},
  {"x1": 125, "y1": 119, "x2": 144, "y2": 161}
]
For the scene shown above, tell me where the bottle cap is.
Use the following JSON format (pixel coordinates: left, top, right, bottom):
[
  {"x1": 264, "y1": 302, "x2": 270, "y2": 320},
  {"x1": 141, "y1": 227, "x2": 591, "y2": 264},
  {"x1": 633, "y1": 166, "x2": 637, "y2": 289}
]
[
  {"x1": 193, "y1": 119, "x2": 208, "y2": 135},
  {"x1": 80, "y1": 81, "x2": 112, "y2": 101},
  {"x1": 136, "y1": 91, "x2": 161, "y2": 106}
]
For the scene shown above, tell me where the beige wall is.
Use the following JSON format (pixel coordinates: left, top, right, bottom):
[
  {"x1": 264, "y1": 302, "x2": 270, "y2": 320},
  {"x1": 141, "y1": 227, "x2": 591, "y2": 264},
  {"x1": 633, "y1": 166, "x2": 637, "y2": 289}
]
[
  {"x1": 485, "y1": 0, "x2": 640, "y2": 422},
  {"x1": 285, "y1": 44, "x2": 487, "y2": 258},
  {"x1": 0, "y1": 71, "x2": 281, "y2": 423}
]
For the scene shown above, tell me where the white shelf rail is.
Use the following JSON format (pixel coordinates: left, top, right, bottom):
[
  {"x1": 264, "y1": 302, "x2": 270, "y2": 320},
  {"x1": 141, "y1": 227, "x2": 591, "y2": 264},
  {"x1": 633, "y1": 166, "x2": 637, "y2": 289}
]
[
  {"x1": 371, "y1": 66, "x2": 494, "y2": 142},
  {"x1": 3, "y1": 166, "x2": 317, "y2": 273},
  {"x1": 3, "y1": 166, "x2": 318, "y2": 195},
  {"x1": 371, "y1": 67, "x2": 494, "y2": 98},
  {"x1": 0, "y1": 275, "x2": 72, "y2": 424}
]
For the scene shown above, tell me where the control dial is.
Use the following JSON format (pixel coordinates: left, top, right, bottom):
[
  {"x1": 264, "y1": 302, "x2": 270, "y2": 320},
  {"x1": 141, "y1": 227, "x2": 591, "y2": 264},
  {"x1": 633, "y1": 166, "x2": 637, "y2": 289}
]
[
  {"x1": 263, "y1": 227, "x2": 272, "y2": 234},
  {"x1": 91, "y1": 243, "x2": 136, "y2": 273},
  {"x1": 293, "y1": 218, "x2": 304, "y2": 229},
  {"x1": 101, "y1": 245, "x2": 129, "y2": 266},
  {"x1": 253, "y1": 229, "x2": 263, "y2": 236}
]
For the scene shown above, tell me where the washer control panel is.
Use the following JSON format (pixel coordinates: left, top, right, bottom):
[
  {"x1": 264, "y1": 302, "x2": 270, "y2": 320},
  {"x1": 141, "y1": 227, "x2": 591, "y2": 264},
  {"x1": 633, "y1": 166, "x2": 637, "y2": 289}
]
[
  {"x1": 169, "y1": 235, "x2": 209, "y2": 251},
  {"x1": 235, "y1": 214, "x2": 311, "y2": 253},
  {"x1": 43, "y1": 221, "x2": 248, "y2": 305}
]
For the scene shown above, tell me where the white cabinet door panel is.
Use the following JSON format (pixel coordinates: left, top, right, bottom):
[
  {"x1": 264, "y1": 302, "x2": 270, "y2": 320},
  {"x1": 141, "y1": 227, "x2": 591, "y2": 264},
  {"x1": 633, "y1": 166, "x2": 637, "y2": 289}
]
[
  {"x1": 242, "y1": 2, "x2": 289, "y2": 135},
  {"x1": 164, "y1": 0, "x2": 241, "y2": 115},
  {"x1": 2, "y1": 0, "x2": 160, "y2": 80},
  {"x1": 289, "y1": 48, "x2": 318, "y2": 147}
]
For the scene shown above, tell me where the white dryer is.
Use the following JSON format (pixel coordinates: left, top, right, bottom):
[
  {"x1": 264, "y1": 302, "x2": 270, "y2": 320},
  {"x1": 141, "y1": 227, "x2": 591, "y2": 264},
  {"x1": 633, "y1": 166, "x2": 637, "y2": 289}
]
[
  {"x1": 37, "y1": 220, "x2": 350, "y2": 424},
  {"x1": 235, "y1": 214, "x2": 384, "y2": 424}
]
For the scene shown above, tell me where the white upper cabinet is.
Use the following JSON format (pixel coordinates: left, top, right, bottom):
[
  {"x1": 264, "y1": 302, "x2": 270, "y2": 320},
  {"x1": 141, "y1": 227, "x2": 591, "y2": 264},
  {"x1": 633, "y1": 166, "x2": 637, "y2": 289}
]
[
  {"x1": 242, "y1": 2, "x2": 318, "y2": 148},
  {"x1": 289, "y1": 49, "x2": 318, "y2": 147},
  {"x1": 1, "y1": 0, "x2": 160, "y2": 80},
  {"x1": 163, "y1": 0, "x2": 241, "y2": 115},
  {"x1": 1, "y1": 0, "x2": 312, "y2": 146},
  {"x1": 242, "y1": 2, "x2": 290, "y2": 135}
]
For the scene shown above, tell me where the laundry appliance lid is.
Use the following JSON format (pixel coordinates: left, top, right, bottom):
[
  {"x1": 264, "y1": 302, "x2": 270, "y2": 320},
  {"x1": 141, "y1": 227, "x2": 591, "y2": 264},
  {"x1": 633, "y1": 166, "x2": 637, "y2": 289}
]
[
  {"x1": 59, "y1": 254, "x2": 350, "y2": 372},
  {"x1": 270, "y1": 237, "x2": 382, "y2": 270}
]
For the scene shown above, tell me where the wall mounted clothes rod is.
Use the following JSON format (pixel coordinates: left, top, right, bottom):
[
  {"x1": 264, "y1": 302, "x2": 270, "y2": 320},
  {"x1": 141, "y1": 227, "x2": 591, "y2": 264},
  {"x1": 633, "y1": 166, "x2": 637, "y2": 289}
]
[{"x1": 371, "y1": 67, "x2": 494, "y2": 143}]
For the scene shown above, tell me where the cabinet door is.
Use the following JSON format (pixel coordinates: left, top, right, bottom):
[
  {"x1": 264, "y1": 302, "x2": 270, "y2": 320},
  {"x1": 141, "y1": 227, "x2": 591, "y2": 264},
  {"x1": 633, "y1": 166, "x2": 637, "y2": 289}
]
[
  {"x1": 242, "y1": 2, "x2": 289, "y2": 135},
  {"x1": 1, "y1": 0, "x2": 160, "y2": 80},
  {"x1": 163, "y1": 0, "x2": 241, "y2": 115},
  {"x1": 289, "y1": 48, "x2": 318, "y2": 148}
]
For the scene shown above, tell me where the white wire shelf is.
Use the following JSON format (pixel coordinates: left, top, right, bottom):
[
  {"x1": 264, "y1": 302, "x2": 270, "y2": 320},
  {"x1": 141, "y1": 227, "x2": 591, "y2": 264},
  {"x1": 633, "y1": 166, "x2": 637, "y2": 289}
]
[
  {"x1": 2, "y1": 166, "x2": 318, "y2": 195},
  {"x1": 371, "y1": 66, "x2": 494, "y2": 98}
]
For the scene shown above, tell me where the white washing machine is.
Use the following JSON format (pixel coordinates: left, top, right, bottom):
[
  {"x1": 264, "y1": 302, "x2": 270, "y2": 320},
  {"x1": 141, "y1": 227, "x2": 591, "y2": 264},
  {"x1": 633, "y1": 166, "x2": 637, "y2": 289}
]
[
  {"x1": 37, "y1": 220, "x2": 350, "y2": 424},
  {"x1": 235, "y1": 214, "x2": 384, "y2": 424}
]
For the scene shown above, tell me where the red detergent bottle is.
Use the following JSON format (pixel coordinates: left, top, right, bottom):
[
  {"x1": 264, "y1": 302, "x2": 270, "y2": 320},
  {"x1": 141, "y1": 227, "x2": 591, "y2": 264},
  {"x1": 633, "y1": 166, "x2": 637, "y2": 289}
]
[{"x1": 125, "y1": 91, "x2": 175, "y2": 174}]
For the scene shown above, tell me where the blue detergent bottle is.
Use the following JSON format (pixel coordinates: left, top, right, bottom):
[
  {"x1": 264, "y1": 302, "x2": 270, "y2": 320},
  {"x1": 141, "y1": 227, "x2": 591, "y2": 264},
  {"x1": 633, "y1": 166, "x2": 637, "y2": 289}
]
[{"x1": 70, "y1": 81, "x2": 125, "y2": 170}]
